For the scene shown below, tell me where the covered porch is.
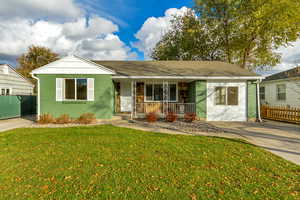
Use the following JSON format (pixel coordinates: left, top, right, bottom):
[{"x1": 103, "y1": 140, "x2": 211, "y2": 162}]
[{"x1": 114, "y1": 80, "x2": 196, "y2": 118}]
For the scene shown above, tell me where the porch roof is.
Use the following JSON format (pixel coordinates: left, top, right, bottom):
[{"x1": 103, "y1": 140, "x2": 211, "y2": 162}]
[{"x1": 93, "y1": 60, "x2": 261, "y2": 78}]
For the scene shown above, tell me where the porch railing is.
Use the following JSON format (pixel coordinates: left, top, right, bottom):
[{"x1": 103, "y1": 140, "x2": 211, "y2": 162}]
[{"x1": 136, "y1": 103, "x2": 196, "y2": 115}]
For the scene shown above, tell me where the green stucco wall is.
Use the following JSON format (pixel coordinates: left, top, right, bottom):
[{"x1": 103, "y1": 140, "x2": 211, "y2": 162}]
[
  {"x1": 37, "y1": 74, "x2": 114, "y2": 119},
  {"x1": 247, "y1": 81, "x2": 257, "y2": 119},
  {"x1": 195, "y1": 81, "x2": 207, "y2": 119}
]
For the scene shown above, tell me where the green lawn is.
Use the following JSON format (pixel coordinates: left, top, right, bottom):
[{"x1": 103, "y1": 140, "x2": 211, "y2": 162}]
[{"x1": 0, "y1": 125, "x2": 299, "y2": 199}]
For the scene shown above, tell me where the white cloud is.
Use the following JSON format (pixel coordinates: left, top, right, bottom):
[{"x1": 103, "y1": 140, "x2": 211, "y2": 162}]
[
  {"x1": 0, "y1": 17, "x2": 136, "y2": 62},
  {"x1": 62, "y1": 16, "x2": 119, "y2": 40},
  {"x1": 260, "y1": 40, "x2": 300, "y2": 75},
  {"x1": 0, "y1": 0, "x2": 82, "y2": 21},
  {"x1": 132, "y1": 7, "x2": 189, "y2": 59}
]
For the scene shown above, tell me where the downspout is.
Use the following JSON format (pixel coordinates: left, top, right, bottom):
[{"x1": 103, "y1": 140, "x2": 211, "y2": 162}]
[
  {"x1": 31, "y1": 73, "x2": 40, "y2": 120},
  {"x1": 256, "y1": 79, "x2": 262, "y2": 122}
]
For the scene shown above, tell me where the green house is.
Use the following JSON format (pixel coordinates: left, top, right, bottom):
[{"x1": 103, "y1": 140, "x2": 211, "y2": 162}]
[{"x1": 31, "y1": 55, "x2": 263, "y2": 121}]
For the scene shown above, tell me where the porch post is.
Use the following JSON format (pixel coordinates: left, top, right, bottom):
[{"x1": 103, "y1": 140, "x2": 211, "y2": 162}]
[
  {"x1": 163, "y1": 80, "x2": 169, "y2": 115},
  {"x1": 131, "y1": 80, "x2": 136, "y2": 119}
]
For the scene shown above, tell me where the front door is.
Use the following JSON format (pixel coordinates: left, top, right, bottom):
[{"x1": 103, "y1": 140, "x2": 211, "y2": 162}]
[{"x1": 120, "y1": 81, "x2": 132, "y2": 112}]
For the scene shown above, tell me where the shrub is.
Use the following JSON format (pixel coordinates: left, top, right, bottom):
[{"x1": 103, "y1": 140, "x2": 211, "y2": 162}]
[
  {"x1": 77, "y1": 113, "x2": 96, "y2": 124},
  {"x1": 146, "y1": 112, "x2": 158, "y2": 123},
  {"x1": 166, "y1": 112, "x2": 177, "y2": 122},
  {"x1": 184, "y1": 112, "x2": 196, "y2": 122},
  {"x1": 38, "y1": 113, "x2": 55, "y2": 124},
  {"x1": 55, "y1": 114, "x2": 72, "y2": 124}
]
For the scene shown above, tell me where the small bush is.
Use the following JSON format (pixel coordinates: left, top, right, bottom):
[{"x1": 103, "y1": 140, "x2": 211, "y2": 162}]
[
  {"x1": 146, "y1": 112, "x2": 158, "y2": 123},
  {"x1": 55, "y1": 114, "x2": 72, "y2": 124},
  {"x1": 184, "y1": 113, "x2": 196, "y2": 122},
  {"x1": 38, "y1": 113, "x2": 55, "y2": 124},
  {"x1": 166, "y1": 112, "x2": 177, "y2": 122},
  {"x1": 77, "y1": 113, "x2": 96, "y2": 124}
]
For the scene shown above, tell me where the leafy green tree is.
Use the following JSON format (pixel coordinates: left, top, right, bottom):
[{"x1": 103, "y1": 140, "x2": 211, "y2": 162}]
[
  {"x1": 152, "y1": 11, "x2": 225, "y2": 61},
  {"x1": 17, "y1": 45, "x2": 59, "y2": 82},
  {"x1": 195, "y1": 0, "x2": 300, "y2": 69},
  {"x1": 152, "y1": 0, "x2": 300, "y2": 69}
]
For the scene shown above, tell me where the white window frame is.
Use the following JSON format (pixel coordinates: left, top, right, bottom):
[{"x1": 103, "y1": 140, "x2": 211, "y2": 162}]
[
  {"x1": 63, "y1": 78, "x2": 88, "y2": 101},
  {"x1": 214, "y1": 86, "x2": 239, "y2": 106},
  {"x1": 144, "y1": 82, "x2": 178, "y2": 103},
  {"x1": 276, "y1": 84, "x2": 286, "y2": 101}
]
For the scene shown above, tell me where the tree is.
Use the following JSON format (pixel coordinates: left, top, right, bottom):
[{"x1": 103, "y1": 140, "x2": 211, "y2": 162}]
[
  {"x1": 17, "y1": 46, "x2": 59, "y2": 82},
  {"x1": 151, "y1": 11, "x2": 226, "y2": 61},
  {"x1": 195, "y1": 0, "x2": 300, "y2": 69},
  {"x1": 152, "y1": 0, "x2": 300, "y2": 70}
]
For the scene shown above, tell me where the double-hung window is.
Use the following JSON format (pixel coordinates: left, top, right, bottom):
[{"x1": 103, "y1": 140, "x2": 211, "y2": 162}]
[
  {"x1": 64, "y1": 78, "x2": 87, "y2": 100},
  {"x1": 276, "y1": 84, "x2": 286, "y2": 101},
  {"x1": 215, "y1": 86, "x2": 239, "y2": 106},
  {"x1": 145, "y1": 83, "x2": 177, "y2": 102}
]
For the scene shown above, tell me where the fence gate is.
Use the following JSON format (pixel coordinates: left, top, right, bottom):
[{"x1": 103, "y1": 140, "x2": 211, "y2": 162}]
[{"x1": 0, "y1": 95, "x2": 36, "y2": 120}]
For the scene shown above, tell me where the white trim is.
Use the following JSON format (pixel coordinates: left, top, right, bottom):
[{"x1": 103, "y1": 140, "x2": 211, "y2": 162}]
[
  {"x1": 31, "y1": 55, "x2": 116, "y2": 75},
  {"x1": 31, "y1": 74, "x2": 40, "y2": 119},
  {"x1": 112, "y1": 76, "x2": 263, "y2": 80}
]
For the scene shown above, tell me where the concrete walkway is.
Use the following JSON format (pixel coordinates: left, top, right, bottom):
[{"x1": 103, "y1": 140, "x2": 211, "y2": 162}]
[
  {"x1": 0, "y1": 117, "x2": 34, "y2": 132},
  {"x1": 210, "y1": 120, "x2": 300, "y2": 165}
]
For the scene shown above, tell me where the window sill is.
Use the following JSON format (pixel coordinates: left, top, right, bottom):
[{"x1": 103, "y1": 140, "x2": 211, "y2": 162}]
[{"x1": 62, "y1": 100, "x2": 88, "y2": 104}]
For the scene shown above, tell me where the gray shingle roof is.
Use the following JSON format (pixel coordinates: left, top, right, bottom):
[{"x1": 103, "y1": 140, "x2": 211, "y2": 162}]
[
  {"x1": 93, "y1": 61, "x2": 259, "y2": 77},
  {"x1": 264, "y1": 66, "x2": 300, "y2": 81}
]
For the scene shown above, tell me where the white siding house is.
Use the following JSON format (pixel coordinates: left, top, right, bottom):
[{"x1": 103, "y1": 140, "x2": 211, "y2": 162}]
[
  {"x1": 0, "y1": 64, "x2": 34, "y2": 95},
  {"x1": 260, "y1": 67, "x2": 300, "y2": 108}
]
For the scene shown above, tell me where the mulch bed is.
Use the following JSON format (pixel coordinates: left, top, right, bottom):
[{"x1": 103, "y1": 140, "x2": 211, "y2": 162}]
[{"x1": 133, "y1": 119, "x2": 228, "y2": 135}]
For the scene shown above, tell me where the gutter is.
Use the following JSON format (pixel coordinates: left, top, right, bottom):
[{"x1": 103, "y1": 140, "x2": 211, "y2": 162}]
[
  {"x1": 30, "y1": 73, "x2": 40, "y2": 120},
  {"x1": 112, "y1": 76, "x2": 264, "y2": 80},
  {"x1": 256, "y1": 79, "x2": 262, "y2": 122}
]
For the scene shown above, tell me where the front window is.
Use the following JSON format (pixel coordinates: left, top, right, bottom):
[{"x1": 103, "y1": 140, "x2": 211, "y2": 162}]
[
  {"x1": 64, "y1": 78, "x2": 87, "y2": 100},
  {"x1": 215, "y1": 86, "x2": 239, "y2": 106},
  {"x1": 145, "y1": 83, "x2": 177, "y2": 102},
  {"x1": 277, "y1": 84, "x2": 286, "y2": 101}
]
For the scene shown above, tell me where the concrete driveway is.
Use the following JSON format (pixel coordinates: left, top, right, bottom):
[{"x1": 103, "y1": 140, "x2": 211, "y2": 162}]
[
  {"x1": 0, "y1": 116, "x2": 35, "y2": 132},
  {"x1": 212, "y1": 120, "x2": 300, "y2": 165}
]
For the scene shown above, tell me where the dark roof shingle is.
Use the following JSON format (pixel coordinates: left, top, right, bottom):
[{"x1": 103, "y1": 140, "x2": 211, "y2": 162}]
[
  {"x1": 264, "y1": 66, "x2": 300, "y2": 81},
  {"x1": 93, "y1": 61, "x2": 259, "y2": 77}
]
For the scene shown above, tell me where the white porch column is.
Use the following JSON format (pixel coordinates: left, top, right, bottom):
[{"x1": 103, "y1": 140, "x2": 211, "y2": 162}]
[{"x1": 130, "y1": 80, "x2": 136, "y2": 119}]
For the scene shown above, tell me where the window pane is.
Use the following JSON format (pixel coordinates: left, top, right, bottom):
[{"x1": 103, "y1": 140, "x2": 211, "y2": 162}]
[
  {"x1": 145, "y1": 84, "x2": 153, "y2": 101},
  {"x1": 1, "y1": 89, "x2": 5, "y2": 95},
  {"x1": 6, "y1": 89, "x2": 10, "y2": 95},
  {"x1": 169, "y1": 84, "x2": 177, "y2": 101},
  {"x1": 77, "y1": 79, "x2": 87, "y2": 100},
  {"x1": 65, "y1": 79, "x2": 75, "y2": 100},
  {"x1": 227, "y1": 87, "x2": 238, "y2": 105},
  {"x1": 215, "y1": 87, "x2": 226, "y2": 105},
  {"x1": 277, "y1": 84, "x2": 286, "y2": 100},
  {"x1": 154, "y1": 84, "x2": 163, "y2": 101}
]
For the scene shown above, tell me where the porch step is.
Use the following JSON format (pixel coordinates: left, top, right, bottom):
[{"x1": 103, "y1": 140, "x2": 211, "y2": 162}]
[
  {"x1": 96, "y1": 116, "x2": 123, "y2": 123},
  {"x1": 114, "y1": 114, "x2": 131, "y2": 120}
]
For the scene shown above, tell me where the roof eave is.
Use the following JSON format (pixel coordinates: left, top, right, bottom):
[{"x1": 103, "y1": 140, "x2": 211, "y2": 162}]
[{"x1": 112, "y1": 75, "x2": 264, "y2": 80}]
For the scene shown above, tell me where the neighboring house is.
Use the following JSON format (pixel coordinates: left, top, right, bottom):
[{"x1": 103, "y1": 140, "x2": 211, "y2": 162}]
[
  {"x1": 31, "y1": 55, "x2": 263, "y2": 122},
  {"x1": 0, "y1": 64, "x2": 34, "y2": 95},
  {"x1": 260, "y1": 67, "x2": 300, "y2": 108}
]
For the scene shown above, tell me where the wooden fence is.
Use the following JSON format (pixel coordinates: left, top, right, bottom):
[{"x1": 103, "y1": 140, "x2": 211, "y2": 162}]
[{"x1": 261, "y1": 105, "x2": 300, "y2": 124}]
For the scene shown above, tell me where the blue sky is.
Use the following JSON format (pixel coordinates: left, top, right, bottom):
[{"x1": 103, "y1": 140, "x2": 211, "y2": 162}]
[
  {"x1": 0, "y1": 0, "x2": 299, "y2": 74},
  {"x1": 79, "y1": 0, "x2": 193, "y2": 59}
]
